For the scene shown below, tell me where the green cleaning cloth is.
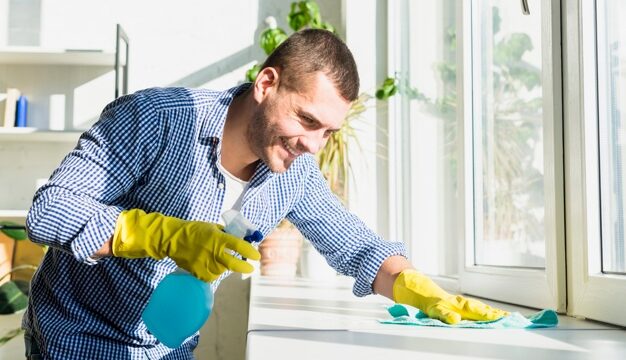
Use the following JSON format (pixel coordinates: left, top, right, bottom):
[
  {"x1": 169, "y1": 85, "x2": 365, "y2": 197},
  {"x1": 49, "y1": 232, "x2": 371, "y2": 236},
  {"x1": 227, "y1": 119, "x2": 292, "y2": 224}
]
[{"x1": 380, "y1": 304, "x2": 558, "y2": 329}]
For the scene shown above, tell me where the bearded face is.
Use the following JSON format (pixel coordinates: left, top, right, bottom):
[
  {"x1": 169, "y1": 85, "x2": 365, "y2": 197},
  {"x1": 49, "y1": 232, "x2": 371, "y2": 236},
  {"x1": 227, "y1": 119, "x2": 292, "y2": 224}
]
[
  {"x1": 246, "y1": 97, "x2": 299, "y2": 173},
  {"x1": 246, "y1": 72, "x2": 351, "y2": 173}
]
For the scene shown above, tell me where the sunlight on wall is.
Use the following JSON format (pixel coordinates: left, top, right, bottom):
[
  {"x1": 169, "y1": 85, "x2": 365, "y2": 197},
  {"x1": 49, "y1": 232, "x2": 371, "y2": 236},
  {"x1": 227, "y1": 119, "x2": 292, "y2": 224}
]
[{"x1": 73, "y1": 70, "x2": 115, "y2": 129}]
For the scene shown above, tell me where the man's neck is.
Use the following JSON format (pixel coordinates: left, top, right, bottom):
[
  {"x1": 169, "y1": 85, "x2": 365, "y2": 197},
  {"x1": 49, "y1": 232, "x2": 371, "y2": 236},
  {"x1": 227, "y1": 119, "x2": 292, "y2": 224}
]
[{"x1": 221, "y1": 90, "x2": 259, "y2": 181}]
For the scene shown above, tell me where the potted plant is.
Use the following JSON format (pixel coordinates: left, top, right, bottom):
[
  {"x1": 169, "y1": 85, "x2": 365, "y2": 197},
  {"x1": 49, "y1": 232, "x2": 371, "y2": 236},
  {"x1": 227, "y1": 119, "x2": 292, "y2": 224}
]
[{"x1": 247, "y1": 1, "x2": 397, "y2": 278}]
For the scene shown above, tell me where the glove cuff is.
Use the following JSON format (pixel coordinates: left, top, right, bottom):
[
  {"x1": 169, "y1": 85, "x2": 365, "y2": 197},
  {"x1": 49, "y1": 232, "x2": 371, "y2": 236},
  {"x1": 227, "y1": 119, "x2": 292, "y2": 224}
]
[
  {"x1": 393, "y1": 269, "x2": 450, "y2": 307},
  {"x1": 392, "y1": 269, "x2": 422, "y2": 303},
  {"x1": 112, "y1": 209, "x2": 164, "y2": 259}
]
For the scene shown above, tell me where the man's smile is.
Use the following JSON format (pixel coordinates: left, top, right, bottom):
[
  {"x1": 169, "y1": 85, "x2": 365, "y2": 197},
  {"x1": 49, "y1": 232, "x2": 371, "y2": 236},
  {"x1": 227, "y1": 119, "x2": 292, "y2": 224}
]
[{"x1": 281, "y1": 137, "x2": 301, "y2": 157}]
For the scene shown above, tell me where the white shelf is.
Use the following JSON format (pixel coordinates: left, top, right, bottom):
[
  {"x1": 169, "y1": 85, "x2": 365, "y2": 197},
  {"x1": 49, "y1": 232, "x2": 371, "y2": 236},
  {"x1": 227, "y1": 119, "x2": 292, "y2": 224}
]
[
  {"x1": 0, "y1": 128, "x2": 83, "y2": 142},
  {"x1": 0, "y1": 210, "x2": 27, "y2": 223},
  {"x1": 0, "y1": 47, "x2": 125, "y2": 66}
]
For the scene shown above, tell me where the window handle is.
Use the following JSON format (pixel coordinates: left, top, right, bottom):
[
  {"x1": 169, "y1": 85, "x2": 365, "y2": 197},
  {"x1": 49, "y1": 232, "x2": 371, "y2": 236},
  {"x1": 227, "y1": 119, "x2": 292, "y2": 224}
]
[{"x1": 521, "y1": 0, "x2": 530, "y2": 15}]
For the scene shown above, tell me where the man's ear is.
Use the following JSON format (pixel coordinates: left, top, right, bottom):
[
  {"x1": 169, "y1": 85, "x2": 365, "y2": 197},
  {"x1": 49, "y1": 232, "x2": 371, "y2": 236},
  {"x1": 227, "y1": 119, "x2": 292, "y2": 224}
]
[{"x1": 253, "y1": 67, "x2": 280, "y2": 102}]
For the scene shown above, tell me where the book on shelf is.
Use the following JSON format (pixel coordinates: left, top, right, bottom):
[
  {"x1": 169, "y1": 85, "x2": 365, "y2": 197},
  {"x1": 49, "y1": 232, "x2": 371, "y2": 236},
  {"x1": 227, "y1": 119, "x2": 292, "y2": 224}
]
[
  {"x1": 2, "y1": 88, "x2": 21, "y2": 128},
  {"x1": 0, "y1": 92, "x2": 5, "y2": 126},
  {"x1": 15, "y1": 95, "x2": 28, "y2": 127}
]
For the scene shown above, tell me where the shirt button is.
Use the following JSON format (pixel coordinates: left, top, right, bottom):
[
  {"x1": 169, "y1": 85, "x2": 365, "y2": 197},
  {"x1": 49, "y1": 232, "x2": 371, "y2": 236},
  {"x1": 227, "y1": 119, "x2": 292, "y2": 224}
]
[{"x1": 218, "y1": 183, "x2": 224, "y2": 189}]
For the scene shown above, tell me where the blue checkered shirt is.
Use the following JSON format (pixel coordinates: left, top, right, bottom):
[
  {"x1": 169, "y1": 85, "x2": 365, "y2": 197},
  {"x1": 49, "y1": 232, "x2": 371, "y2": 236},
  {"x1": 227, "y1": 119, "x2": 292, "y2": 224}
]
[{"x1": 24, "y1": 84, "x2": 407, "y2": 359}]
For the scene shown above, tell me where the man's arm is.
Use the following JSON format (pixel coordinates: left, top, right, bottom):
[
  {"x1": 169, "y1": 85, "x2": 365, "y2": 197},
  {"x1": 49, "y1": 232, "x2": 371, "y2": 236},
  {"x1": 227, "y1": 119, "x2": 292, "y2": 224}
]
[
  {"x1": 372, "y1": 255, "x2": 412, "y2": 299},
  {"x1": 286, "y1": 155, "x2": 407, "y2": 297},
  {"x1": 25, "y1": 91, "x2": 161, "y2": 263}
]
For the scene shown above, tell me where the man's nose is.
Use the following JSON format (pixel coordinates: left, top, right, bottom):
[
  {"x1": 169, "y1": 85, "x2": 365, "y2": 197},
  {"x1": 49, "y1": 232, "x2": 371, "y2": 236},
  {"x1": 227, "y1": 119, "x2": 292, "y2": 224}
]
[{"x1": 298, "y1": 131, "x2": 326, "y2": 154}]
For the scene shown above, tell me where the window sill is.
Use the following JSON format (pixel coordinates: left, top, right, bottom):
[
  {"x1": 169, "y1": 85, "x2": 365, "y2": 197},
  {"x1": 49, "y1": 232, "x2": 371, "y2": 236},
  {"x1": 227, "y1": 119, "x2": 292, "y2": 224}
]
[{"x1": 247, "y1": 275, "x2": 626, "y2": 359}]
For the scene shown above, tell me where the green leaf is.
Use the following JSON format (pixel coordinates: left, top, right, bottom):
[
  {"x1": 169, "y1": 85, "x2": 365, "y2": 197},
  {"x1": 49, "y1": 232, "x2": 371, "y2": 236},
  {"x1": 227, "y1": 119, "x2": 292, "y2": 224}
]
[
  {"x1": 437, "y1": 63, "x2": 456, "y2": 83},
  {"x1": 306, "y1": 1, "x2": 322, "y2": 28},
  {"x1": 246, "y1": 64, "x2": 261, "y2": 82},
  {"x1": 0, "y1": 328, "x2": 23, "y2": 346},
  {"x1": 492, "y1": 6, "x2": 501, "y2": 34},
  {"x1": 321, "y1": 21, "x2": 335, "y2": 33},
  {"x1": 260, "y1": 27, "x2": 288, "y2": 55},
  {"x1": 0, "y1": 280, "x2": 28, "y2": 315},
  {"x1": 287, "y1": 1, "x2": 325, "y2": 31},
  {"x1": 375, "y1": 77, "x2": 398, "y2": 100},
  {"x1": 288, "y1": 1, "x2": 310, "y2": 31},
  {"x1": 508, "y1": 62, "x2": 541, "y2": 90},
  {"x1": 0, "y1": 221, "x2": 27, "y2": 240},
  {"x1": 446, "y1": 27, "x2": 457, "y2": 51},
  {"x1": 494, "y1": 33, "x2": 533, "y2": 65}
]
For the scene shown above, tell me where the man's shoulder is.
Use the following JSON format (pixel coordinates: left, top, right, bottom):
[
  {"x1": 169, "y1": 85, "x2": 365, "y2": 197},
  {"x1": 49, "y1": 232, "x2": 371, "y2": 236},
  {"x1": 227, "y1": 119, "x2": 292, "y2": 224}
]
[{"x1": 134, "y1": 87, "x2": 223, "y2": 112}]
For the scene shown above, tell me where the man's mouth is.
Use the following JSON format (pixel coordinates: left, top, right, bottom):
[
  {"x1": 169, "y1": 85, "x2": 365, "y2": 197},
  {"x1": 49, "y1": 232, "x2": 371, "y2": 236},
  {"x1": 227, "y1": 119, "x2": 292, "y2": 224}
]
[{"x1": 281, "y1": 137, "x2": 300, "y2": 157}]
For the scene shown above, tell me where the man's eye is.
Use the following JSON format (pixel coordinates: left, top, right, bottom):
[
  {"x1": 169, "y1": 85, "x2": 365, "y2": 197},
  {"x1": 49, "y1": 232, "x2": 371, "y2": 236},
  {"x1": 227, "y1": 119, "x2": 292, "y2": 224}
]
[
  {"x1": 324, "y1": 130, "x2": 336, "y2": 138},
  {"x1": 302, "y1": 116, "x2": 315, "y2": 124}
]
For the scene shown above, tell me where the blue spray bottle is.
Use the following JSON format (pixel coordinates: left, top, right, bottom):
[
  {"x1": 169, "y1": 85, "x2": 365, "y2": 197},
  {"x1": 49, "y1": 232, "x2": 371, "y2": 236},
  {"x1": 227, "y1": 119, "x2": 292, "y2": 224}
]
[{"x1": 142, "y1": 210, "x2": 262, "y2": 348}]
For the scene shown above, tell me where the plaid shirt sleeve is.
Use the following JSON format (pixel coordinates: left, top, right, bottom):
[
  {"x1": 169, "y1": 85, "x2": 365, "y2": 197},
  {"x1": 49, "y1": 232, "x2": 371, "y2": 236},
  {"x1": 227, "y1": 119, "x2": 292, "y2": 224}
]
[
  {"x1": 287, "y1": 155, "x2": 408, "y2": 297},
  {"x1": 26, "y1": 91, "x2": 163, "y2": 264}
]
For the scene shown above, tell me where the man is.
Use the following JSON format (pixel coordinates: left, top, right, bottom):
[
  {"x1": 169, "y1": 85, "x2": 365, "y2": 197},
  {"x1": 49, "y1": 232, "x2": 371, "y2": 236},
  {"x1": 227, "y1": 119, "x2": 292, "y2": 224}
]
[{"x1": 24, "y1": 29, "x2": 507, "y2": 359}]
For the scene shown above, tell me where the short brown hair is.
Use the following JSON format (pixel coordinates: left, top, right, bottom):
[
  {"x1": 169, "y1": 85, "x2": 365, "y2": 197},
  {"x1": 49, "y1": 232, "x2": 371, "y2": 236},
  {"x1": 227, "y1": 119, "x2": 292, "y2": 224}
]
[{"x1": 260, "y1": 29, "x2": 360, "y2": 102}]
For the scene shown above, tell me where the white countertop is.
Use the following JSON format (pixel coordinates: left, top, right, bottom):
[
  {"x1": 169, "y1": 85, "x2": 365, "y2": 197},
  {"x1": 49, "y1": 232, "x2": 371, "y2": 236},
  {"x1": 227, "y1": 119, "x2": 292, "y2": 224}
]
[{"x1": 246, "y1": 275, "x2": 626, "y2": 360}]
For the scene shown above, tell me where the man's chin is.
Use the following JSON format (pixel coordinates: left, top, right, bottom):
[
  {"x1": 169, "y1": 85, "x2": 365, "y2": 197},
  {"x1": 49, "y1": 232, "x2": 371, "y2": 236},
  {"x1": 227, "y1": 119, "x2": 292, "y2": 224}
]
[{"x1": 266, "y1": 157, "x2": 295, "y2": 173}]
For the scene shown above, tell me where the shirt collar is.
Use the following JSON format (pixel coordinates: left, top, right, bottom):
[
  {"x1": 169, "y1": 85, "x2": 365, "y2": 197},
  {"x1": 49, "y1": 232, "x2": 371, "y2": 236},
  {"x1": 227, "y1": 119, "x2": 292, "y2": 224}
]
[{"x1": 199, "y1": 82, "x2": 252, "y2": 142}]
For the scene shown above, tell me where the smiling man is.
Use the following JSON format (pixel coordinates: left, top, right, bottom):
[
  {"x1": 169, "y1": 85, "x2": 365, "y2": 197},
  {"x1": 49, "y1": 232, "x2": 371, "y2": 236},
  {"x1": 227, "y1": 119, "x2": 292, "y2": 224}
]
[
  {"x1": 223, "y1": 70, "x2": 349, "y2": 178},
  {"x1": 24, "y1": 29, "x2": 507, "y2": 359}
]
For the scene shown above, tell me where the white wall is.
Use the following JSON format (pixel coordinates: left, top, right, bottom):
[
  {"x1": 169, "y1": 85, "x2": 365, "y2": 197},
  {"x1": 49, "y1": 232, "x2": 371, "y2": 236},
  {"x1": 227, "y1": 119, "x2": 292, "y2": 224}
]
[{"x1": 1, "y1": 0, "x2": 342, "y2": 91}]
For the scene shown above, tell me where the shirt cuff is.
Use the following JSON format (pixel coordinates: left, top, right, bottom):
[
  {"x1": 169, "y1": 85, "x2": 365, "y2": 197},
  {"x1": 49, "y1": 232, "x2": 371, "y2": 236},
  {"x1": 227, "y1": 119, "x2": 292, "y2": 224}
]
[
  {"x1": 352, "y1": 241, "x2": 408, "y2": 297},
  {"x1": 70, "y1": 205, "x2": 123, "y2": 264}
]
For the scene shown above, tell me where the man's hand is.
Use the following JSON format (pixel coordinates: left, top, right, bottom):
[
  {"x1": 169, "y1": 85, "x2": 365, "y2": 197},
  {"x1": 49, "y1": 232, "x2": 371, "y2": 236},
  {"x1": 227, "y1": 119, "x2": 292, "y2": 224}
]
[
  {"x1": 112, "y1": 209, "x2": 261, "y2": 282},
  {"x1": 393, "y1": 269, "x2": 508, "y2": 324}
]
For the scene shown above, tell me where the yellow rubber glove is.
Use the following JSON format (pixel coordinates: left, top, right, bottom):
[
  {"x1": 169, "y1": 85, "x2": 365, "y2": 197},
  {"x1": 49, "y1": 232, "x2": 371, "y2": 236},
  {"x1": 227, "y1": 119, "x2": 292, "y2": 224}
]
[
  {"x1": 393, "y1": 269, "x2": 509, "y2": 324},
  {"x1": 112, "y1": 209, "x2": 261, "y2": 282}
]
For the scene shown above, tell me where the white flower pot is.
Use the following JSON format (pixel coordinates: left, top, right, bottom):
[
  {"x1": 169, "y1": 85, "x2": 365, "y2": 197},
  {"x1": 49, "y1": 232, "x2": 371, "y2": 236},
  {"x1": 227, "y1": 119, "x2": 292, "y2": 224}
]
[{"x1": 299, "y1": 243, "x2": 337, "y2": 281}]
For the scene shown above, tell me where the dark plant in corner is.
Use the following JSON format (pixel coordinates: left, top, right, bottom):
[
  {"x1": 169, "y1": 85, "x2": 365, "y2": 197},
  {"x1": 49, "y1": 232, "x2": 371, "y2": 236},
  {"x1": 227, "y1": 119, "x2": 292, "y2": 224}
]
[{"x1": 0, "y1": 223, "x2": 45, "y2": 346}]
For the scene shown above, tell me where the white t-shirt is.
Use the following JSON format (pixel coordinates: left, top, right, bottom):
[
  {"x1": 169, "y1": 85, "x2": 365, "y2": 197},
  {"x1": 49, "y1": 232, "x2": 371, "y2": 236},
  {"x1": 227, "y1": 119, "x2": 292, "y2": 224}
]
[{"x1": 216, "y1": 159, "x2": 248, "y2": 223}]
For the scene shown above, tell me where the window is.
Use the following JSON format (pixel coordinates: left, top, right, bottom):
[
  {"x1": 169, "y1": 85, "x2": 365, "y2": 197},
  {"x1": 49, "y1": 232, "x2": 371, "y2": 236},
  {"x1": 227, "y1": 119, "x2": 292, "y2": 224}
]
[
  {"x1": 567, "y1": 0, "x2": 626, "y2": 326},
  {"x1": 472, "y1": 0, "x2": 545, "y2": 269},
  {"x1": 459, "y1": 0, "x2": 564, "y2": 309},
  {"x1": 389, "y1": 0, "x2": 626, "y2": 326},
  {"x1": 597, "y1": 0, "x2": 626, "y2": 275},
  {"x1": 389, "y1": 0, "x2": 564, "y2": 310}
]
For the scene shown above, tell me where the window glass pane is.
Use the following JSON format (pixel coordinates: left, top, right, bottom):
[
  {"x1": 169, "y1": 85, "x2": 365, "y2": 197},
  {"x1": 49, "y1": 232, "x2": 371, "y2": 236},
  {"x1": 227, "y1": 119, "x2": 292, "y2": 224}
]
[
  {"x1": 403, "y1": 0, "x2": 458, "y2": 276},
  {"x1": 598, "y1": 0, "x2": 626, "y2": 274},
  {"x1": 473, "y1": 0, "x2": 545, "y2": 268}
]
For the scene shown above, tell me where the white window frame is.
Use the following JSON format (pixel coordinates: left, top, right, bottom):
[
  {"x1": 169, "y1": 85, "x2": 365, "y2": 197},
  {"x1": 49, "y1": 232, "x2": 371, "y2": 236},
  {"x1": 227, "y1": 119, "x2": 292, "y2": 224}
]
[
  {"x1": 565, "y1": 0, "x2": 626, "y2": 327},
  {"x1": 457, "y1": 0, "x2": 566, "y2": 310}
]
